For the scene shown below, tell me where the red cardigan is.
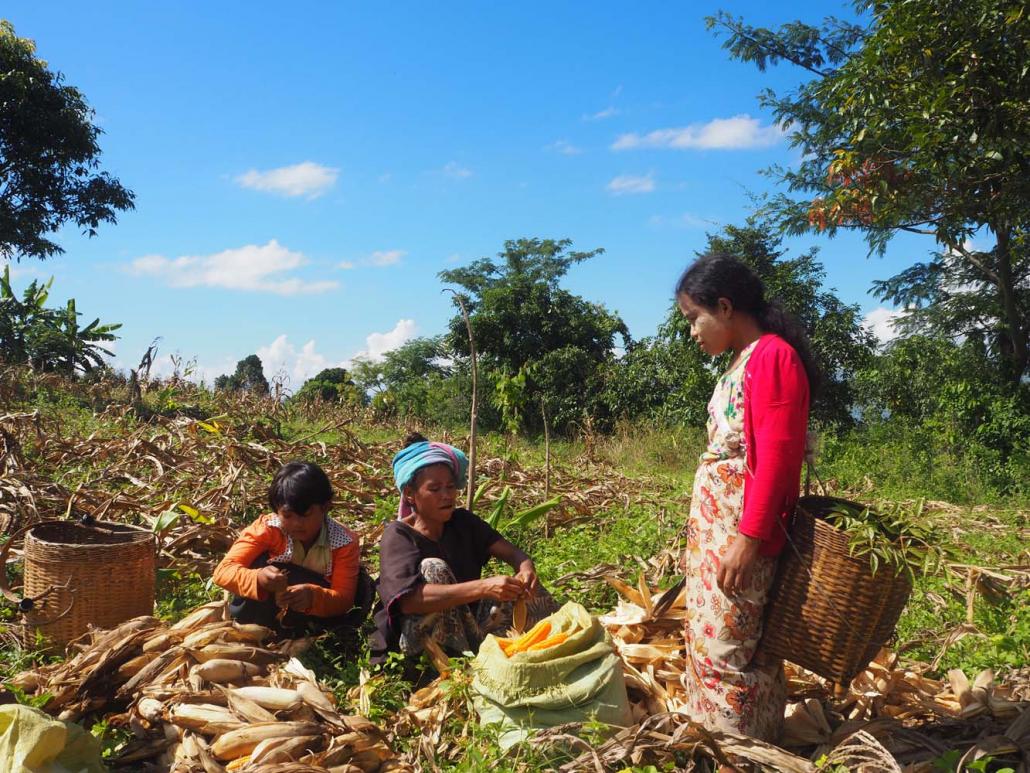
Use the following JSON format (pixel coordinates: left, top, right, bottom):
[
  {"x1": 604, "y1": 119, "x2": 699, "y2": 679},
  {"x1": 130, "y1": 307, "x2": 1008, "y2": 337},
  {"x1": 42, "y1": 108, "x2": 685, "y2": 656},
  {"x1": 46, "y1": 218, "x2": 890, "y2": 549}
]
[{"x1": 739, "y1": 334, "x2": 810, "y2": 556}]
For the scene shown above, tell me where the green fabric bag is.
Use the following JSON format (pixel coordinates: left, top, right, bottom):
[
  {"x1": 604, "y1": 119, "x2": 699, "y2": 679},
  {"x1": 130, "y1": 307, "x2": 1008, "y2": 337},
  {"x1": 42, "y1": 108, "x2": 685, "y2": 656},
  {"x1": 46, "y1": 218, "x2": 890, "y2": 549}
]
[
  {"x1": 471, "y1": 601, "x2": 632, "y2": 749},
  {"x1": 0, "y1": 704, "x2": 105, "y2": 773}
]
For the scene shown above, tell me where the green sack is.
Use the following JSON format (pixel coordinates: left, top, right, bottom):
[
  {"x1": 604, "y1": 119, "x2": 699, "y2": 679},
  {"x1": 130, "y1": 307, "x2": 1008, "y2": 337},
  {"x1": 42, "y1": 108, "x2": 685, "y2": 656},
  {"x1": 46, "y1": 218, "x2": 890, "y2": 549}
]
[
  {"x1": 471, "y1": 601, "x2": 632, "y2": 749},
  {"x1": 0, "y1": 704, "x2": 105, "y2": 773}
]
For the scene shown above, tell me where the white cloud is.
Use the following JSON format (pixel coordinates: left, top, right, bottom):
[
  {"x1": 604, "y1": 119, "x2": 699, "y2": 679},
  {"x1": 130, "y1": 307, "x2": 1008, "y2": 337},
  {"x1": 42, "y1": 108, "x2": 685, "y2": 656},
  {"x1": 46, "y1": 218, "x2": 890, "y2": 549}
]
[
  {"x1": 606, "y1": 173, "x2": 655, "y2": 195},
  {"x1": 442, "y1": 162, "x2": 473, "y2": 179},
  {"x1": 257, "y1": 335, "x2": 337, "y2": 386},
  {"x1": 612, "y1": 114, "x2": 784, "y2": 151},
  {"x1": 862, "y1": 307, "x2": 907, "y2": 345},
  {"x1": 584, "y1": 106, "x2": 619, "y2": 121},
  {"x1": 369, "y1": 250, "x2": 406, "y2": 267},
  {"x1": 354, "y1": 319, "x2": 418, "y2": 362},
  {"x1": 338, "y1": 260, "x2": 356, "y2": 270},
  {"x1": 128, "y1": 239, "x2": 339, "y2": 295},
  {"x1": 235, "y1": 161, "x2": 339, "y2": 198},
  {"x1": 546, "y1": 139, "x2": 583, "y2": 156}
]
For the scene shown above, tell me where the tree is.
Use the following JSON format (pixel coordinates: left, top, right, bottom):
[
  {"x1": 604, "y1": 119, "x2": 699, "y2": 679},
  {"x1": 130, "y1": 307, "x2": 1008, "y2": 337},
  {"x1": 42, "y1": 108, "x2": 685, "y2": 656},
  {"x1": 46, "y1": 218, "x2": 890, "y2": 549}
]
[
  {"x1": 0, "y1": 266, "x2": 119, "y2": 373},
  {"x1": 214, "y1": 355, "x2": 269, "y2": 395},
  {"x1": 0, "y1": 22, "x2": 134, "y2": 260},
  {"x1": 293, "y1": 367, "x2": 362, "y2": 404},
  {"x1": 708, "y1": 0, "x2": 1030, "y2": 380},
  {"x1": 605, "y1": 223, "x2": 875, "y2": 428},
  {"x1": 439, "y1": 239, "x2": 629, "y2": 434}
]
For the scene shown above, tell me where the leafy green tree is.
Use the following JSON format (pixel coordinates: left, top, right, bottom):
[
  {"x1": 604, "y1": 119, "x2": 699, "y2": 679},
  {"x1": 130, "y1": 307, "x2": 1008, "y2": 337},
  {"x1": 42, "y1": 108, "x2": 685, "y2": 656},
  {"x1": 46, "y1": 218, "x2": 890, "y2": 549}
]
[
  {"x1": 605, "y1": 223, "x2": 875, "y2": 428},
  {"x1": 0, "y1": 267, "x2": 118, "y2": 373},
  {"x1": 293, "y1": 367, "x2": 362, "y2": 404},
  {"x1": 854, "y1": 335, "x2": 1029, "y2": 491},
  {"x1": 0, "y1": 21, "x2": 134, "y2": 261},
  {"x1": 708, "y1": 0, "x2": 1030, "y2": 380},
  {"x1": 214, "y1": 355, "x2": 269, "y2": 395},
  {"x1": 440, "y1": 238, "x2": 628, "y2": 434}
]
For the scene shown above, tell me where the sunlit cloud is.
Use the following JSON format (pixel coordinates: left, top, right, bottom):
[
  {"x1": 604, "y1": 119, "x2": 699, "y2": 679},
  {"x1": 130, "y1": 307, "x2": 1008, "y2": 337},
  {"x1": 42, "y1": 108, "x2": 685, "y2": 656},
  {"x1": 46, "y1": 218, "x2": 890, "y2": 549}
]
[
  {"x1": 612, "y1": 114, "x2": 783, "y2": 150},
  {"x1": 128, "y1": 240, "x2": 338, "y2": 295},
  {"x1": 234, "y1": 161, "x2": 339, "y2": 198}
]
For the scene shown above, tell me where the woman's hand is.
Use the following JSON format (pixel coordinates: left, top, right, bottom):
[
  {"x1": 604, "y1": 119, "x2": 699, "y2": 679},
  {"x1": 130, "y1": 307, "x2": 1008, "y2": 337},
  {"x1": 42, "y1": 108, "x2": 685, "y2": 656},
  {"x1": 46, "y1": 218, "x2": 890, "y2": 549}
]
[
  {"x1": 276, "y1": 584, "x2": 314, "y2": 612},
  {"x1": 256, "y1": 565, "x2": 288, "y2": 594},
  {"x1": 479, "y1": 575, "x2": 526, "y2": 602},
  {"x1": 717, "y1": 535, "x2": 762, "y2": 596},
  {"x1": 515, "y1": 562, "x2": 540, "y2": 598}
]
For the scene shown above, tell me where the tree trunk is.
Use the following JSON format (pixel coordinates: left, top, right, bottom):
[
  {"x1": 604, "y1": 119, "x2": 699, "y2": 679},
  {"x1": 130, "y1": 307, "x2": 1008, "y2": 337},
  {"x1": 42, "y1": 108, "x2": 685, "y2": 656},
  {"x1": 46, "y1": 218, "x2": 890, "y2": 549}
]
[
  {"x1": 992, "y1": 227, "x2": 1029, "y2": 381},
  {"x1": 446, "y1": 290, "x2": 479, "y2": 506},
  {"x1": 541, "y1": 399, "x2": 551, "y2": 538}
]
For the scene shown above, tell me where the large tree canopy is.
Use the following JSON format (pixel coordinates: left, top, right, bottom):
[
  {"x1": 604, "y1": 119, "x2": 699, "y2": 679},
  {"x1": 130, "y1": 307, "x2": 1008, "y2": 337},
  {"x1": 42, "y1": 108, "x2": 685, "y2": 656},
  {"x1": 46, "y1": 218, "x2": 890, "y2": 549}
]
[
  {"x1": 0, "y1": 21, "x2": 134, "y2": 260},
  {"x1": 709, "y1": 0, "x2": 1030, "y2": 380},
  {"x1": 440, "y1": 238, "x2": 629, "y2": 434},
  {"x1": 214, "y1": 355, "x2": 269, "y2": 395}
]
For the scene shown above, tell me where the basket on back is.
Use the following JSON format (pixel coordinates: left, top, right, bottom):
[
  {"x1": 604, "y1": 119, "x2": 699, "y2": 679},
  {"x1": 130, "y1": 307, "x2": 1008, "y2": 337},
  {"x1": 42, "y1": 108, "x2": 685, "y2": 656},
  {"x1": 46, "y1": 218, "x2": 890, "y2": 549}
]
[
  {"x1": 760, "y1": 496, "x2": 913, "y2": 686},
  {"x1": 18, "y1": 520, "x2": 156, "y2": 649}
]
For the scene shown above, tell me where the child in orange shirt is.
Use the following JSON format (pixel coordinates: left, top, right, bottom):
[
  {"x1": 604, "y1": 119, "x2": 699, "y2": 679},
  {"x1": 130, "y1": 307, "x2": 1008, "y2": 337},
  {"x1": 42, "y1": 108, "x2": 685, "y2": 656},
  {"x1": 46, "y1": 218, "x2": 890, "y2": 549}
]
[{"x1": 214, "y1": 461, "x2": 370, "y2": 635}]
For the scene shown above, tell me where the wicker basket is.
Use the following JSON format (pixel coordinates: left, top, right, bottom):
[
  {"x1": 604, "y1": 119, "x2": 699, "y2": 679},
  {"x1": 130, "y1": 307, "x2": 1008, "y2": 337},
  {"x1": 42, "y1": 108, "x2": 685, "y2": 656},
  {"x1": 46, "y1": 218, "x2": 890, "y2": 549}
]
[
  {"x1": 760, "y1": 496, "x2": 913, "y2": 686},
  {"x1": 19, "y1": 520, "x2": 156, "y2": 649}
]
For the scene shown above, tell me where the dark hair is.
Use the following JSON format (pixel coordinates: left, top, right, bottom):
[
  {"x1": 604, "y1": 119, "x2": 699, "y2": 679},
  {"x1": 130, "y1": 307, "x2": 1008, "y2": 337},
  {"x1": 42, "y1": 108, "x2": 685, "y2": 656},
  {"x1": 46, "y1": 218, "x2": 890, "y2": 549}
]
[
  {"x1": 402, "y1": 432, "x2": 428, "y2": 449},
  {"x1": 268, "y1": 461, "x2": 333, "y2": 514},
  {"x1": 676, "y1": 253, "x2": 821, "y2": 395}
]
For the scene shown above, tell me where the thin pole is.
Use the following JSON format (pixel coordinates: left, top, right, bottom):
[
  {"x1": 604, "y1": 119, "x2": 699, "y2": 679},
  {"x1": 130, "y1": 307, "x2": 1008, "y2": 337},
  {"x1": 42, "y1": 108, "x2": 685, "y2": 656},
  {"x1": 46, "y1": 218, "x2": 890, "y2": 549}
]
[{"x1": 443, "y1": 289, "x2": 479, "y2": 506}]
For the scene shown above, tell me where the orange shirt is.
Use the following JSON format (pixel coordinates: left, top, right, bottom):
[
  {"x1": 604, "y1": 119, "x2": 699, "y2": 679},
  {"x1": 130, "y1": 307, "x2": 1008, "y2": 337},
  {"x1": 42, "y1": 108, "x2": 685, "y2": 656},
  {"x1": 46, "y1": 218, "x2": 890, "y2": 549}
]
[{"x1": 213, "y1": 513, "x2": 361, "y2": 618}]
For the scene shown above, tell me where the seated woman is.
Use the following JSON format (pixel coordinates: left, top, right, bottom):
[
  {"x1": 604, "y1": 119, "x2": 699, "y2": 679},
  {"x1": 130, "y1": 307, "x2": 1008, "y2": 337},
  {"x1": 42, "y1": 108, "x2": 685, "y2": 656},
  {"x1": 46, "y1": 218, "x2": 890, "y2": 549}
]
[
  {"x1": 370, "y1": 434, "x2": 558, "y2": 664},
  {"x1": 213, "y1": 461, "x2": 371, "y2": 637}
]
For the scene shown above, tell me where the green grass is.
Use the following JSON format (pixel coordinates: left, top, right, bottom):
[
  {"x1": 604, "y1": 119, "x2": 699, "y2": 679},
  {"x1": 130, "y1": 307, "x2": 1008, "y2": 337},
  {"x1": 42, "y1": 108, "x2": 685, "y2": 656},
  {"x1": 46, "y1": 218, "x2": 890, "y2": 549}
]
[{"x1": 1, "y1": 373, "x2": 1027, "y2": 771}]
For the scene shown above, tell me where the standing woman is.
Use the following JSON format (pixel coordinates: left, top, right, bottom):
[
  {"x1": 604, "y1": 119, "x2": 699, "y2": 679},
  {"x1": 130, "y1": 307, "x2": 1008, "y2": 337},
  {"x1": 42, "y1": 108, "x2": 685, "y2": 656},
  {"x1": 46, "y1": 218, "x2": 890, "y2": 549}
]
[{"x1": 676, "y1": 254, "x2": 816, "y2": 744}]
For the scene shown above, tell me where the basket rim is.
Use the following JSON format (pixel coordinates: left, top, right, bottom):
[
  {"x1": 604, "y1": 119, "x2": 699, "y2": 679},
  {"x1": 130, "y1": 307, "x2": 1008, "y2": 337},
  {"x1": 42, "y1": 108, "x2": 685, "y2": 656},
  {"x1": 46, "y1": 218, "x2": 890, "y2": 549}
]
[{"x1": 25, "y1": 520, "x2": 154, "y2": 548}]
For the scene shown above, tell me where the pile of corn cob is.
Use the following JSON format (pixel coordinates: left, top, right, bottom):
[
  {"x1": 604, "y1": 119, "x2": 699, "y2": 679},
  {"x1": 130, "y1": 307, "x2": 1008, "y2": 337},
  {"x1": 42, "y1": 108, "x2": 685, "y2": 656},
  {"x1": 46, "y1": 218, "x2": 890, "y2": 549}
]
[
  {"x1": 7, "y1": 599, "x2": 409, "y2": 772},
  {"x1": 596, "y1": 573, "x2": 1029, "y2": 767}
]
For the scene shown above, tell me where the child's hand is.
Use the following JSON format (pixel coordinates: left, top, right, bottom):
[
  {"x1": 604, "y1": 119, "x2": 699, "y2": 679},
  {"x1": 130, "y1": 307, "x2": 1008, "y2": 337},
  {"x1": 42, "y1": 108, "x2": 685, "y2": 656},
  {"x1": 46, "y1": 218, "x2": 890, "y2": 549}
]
[
  {"x1": 276, "y1": 585, "x2": 314, "y2": 612},
  {"x1": 257, "y1": 565, "x2": 288, "y2": 594}
]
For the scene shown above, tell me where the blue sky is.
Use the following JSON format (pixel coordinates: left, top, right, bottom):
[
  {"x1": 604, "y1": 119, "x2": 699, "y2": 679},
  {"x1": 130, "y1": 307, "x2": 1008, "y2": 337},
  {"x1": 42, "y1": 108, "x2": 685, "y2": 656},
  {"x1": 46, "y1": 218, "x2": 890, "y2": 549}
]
[{"x1": 3, "y1": 2, "x2": 922, "y2": 388}]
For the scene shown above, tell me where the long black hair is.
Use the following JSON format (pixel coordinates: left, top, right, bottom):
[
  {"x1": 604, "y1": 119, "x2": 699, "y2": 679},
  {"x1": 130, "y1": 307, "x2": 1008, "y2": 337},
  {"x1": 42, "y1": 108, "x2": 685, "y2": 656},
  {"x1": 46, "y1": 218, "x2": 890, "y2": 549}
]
[
  {"x1": 676, "y1": 253, "x2": 821, "y2": 395},
  {"x1": 268, "y1": 461, "x2": 333, "y2": 514}
]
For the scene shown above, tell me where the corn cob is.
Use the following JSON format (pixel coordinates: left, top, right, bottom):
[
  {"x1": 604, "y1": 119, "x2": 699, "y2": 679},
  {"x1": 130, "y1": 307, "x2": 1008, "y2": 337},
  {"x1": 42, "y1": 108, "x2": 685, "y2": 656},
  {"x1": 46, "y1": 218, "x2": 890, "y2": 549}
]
[
  {"x1": 497, "y1": 620, "x2": 551, "y2": 655},
  {"x1": 512, "y1": 597, "x2": 528, "y2": 633},
  {"x1": 248, "y1": 733, "x2": 321, "y2": 765},
  {"x1": 526, "y1": 631, "x2": 570, "y2": 651},
  {"x1": 211, "y1": 721, "x2": 323, "y2": 761},
  {"x1": 170, "y1": 601, "x2": 226, "y2": 631},
  {"x1": 229, "y1": 686, "x2": 303, "y2": 712},
  {"x1": 190, "y1": 658, "x2": 263, "y2": 684},
  {"x1": 194, "y1": 643, "x2": 280, "y2": 663},
  {"x1": 169, "y1": 702, "x2": 242, "y2": 734}
]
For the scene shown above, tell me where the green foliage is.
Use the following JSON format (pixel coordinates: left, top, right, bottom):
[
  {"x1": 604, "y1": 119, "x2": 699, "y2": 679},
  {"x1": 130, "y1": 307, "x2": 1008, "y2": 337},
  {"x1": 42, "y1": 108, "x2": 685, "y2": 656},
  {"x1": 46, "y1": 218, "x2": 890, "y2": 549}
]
[
  {"x1": 293, "y1": 367, "x2": 363, "y2": 405},
  {"x1": 0, "y1": 267, "x2": 120, "y2": 373},
  {"x1": 605, "y1": 222, "x2": 875, "y2": 429},
  {"x1": 90, "y1": 716, "x2": 132, "y2": 760},
  {"x1": 708, "y1": 0, "x2": 1030, "y2": 380},
  {"x1": 441, "y1": 238, "x2": 629, "y2": 435},
  {"x1": 817, "y1": 499, "x2": 947, "y2": 581},
  {"x1": 853, "y1": 335, "x2": 1029, "y2": 494},
  {"x1": 214, "y1": 354, "x2": 270, "y2": 395},
  {"x1": 0, "y1": 20, "x2": 135, "y2": 261}
]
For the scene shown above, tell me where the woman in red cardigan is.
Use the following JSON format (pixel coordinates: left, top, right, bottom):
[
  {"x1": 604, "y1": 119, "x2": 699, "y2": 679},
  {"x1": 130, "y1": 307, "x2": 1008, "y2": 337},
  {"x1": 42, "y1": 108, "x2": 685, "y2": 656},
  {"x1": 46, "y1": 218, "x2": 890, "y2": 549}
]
[{"x1": 675, "y1": 254, "x2": 816, "y2": 745}]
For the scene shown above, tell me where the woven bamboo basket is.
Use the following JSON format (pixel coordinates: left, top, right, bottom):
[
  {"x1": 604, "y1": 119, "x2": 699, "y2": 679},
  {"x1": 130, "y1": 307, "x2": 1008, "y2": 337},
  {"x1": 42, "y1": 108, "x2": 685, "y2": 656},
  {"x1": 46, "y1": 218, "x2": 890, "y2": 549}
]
[
  {"x1": 18, "y1": 520, "x2": 156, "y2": 649},
  {"x1": 760, "y1": 496, "x2": 913, "y2": 686}
]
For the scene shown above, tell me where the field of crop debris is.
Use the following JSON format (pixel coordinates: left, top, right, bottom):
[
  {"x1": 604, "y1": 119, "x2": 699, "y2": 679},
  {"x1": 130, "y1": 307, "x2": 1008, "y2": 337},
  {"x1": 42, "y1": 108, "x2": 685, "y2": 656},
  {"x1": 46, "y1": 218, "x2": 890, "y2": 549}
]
[{"x1": 0, "y1": 369, "x2": 1026, "y2": 771}]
